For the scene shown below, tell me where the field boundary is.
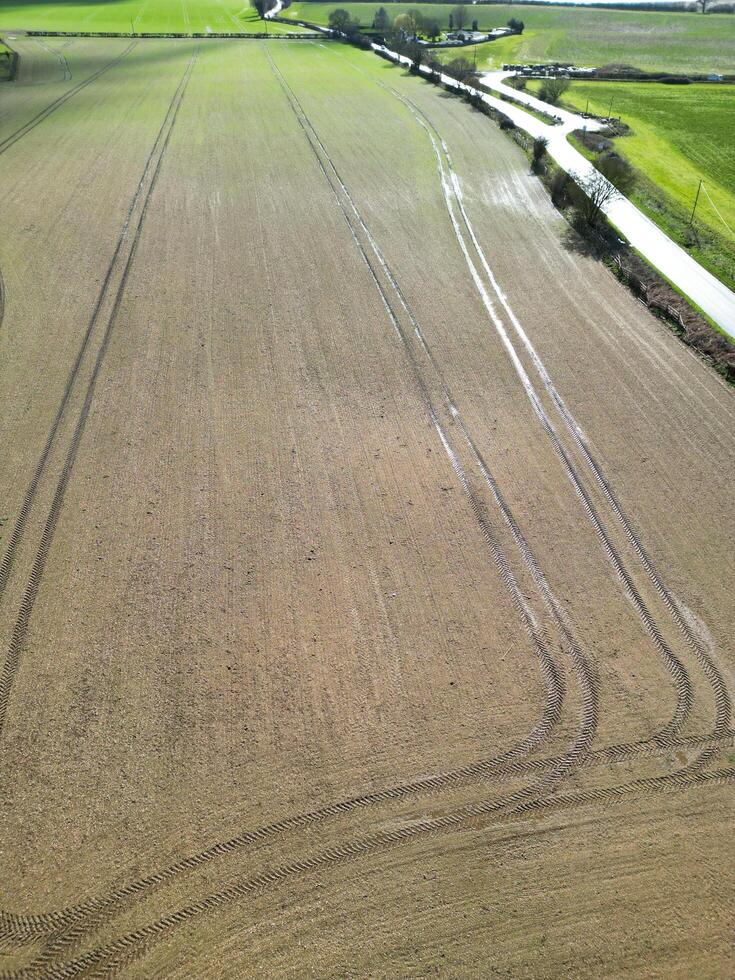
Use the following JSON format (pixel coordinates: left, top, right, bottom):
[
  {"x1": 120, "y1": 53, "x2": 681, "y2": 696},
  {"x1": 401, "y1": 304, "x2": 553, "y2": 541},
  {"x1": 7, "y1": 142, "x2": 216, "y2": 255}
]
[{"x1": 21, "y1": 29, "x2": 327, "y2": 40}]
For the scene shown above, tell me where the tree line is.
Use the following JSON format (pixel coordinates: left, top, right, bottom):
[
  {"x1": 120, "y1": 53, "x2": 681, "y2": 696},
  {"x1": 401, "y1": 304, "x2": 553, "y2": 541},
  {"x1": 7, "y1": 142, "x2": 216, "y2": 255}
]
[{"x1": 328, "y1": 6, "x2": 524, "y2": 39}]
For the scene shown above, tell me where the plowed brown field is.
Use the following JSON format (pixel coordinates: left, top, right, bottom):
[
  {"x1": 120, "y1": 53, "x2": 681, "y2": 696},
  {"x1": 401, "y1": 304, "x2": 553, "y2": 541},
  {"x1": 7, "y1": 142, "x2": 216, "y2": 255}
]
[{"x1": 0, "y1": 36, "x2": 732, "y2": 979}]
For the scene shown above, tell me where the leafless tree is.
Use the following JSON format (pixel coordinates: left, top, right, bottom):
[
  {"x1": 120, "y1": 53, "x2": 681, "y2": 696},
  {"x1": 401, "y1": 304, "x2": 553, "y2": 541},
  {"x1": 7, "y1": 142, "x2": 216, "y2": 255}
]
[
  {"x1": 571, "y1": 170, "x2": 618, "y2": 228},
  {"x1": 452, "y1": 5, "x2": 467, "y2": 31}
]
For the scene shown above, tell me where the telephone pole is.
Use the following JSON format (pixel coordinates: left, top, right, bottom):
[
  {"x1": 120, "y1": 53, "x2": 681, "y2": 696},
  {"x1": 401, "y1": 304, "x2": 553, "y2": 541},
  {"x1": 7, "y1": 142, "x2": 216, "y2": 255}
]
[{"x1": 689, "y1": 178, "x2": 703, "y2": 225}]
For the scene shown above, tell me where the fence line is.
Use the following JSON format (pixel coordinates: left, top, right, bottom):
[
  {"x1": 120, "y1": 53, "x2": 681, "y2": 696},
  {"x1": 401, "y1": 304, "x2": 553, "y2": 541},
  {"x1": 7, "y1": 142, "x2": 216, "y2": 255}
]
[{"x1": 612, "y1": 255, "x2": 686, "y2": 328}]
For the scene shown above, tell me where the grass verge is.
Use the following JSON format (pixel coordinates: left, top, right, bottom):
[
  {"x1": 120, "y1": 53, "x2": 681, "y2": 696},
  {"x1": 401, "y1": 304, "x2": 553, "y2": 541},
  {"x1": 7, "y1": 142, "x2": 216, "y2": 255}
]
[
  {"x1": 532, "y1": 78, "x2": 735, "y2": 292},
  {"x1": 284, "y1": 3, "x2": 735, "y2": 73}
]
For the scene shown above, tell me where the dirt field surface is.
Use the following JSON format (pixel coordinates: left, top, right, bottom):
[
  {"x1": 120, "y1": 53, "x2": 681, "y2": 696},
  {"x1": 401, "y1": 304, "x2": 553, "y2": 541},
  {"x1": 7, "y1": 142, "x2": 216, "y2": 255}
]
[{"x1": 0, "y1": 36, "x2": 733, "y2": 979}]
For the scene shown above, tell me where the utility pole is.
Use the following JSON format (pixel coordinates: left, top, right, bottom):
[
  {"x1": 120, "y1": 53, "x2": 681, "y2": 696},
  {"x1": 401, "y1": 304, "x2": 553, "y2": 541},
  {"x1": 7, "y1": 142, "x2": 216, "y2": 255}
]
[
  {"x1": 689, "y1": 178, "x2": 703, "y2": 225},
  {"x1": 607, "y1": 94, "x2": 614, "y2": 120},
  {"x1": 585, "y1": 98, "x2": 589, "y2": 115}
]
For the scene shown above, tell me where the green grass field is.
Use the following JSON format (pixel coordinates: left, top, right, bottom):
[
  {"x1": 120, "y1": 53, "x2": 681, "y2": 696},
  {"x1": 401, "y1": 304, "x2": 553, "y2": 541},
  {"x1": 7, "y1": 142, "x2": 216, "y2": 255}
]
[
  {"x1": 285, "y1": 3, "x2": 735, "y2": 73},
  {"x1": 0, "y1": 1, "x2": 299, "y2": 34},
  {"x1": 528, "y1": 78, "x2": 735, "y2": 288}
]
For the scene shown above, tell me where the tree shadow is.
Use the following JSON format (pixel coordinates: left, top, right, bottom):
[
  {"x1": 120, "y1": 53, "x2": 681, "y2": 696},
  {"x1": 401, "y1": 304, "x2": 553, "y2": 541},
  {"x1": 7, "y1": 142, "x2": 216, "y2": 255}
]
[{"x1": 560, "y1": 224, "x2": 607, "y2": 259}]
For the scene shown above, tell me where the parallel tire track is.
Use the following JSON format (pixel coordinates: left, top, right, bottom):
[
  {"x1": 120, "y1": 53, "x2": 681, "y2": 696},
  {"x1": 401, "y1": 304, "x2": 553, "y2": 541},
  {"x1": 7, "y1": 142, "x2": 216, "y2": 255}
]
[
  {"x1": 12, "y1": 767, "x2": 735, "y2": 980},
  {"x1": 0, "y1": 47, "x2": 715, "y2": 966},
  {"x1": 2, "y1": 47, "x2": 731, "y2": 978},
  {"x1": 342, "y1": 48, "x2": 726, "y2": 769},
  {"x1": 2, "y1": 727, "x2": 731, "y2": 950},
  {"x1": 0, "y1": 42, "x2": 137, "y2": 157},
  {"x1": 416, "y1": 94, "x2": 733, "y2": 750},
  {"x1": 34, "y1": 39, "x2": 72, "y2": 82},
  {"x1": 0, "y1": 49, "x2": 185, "y2": 605},
  {"x1": 265, "y1": 47, "x2": 575, "y2": 795},
  {"x1": 0, "y1": 46, "x2": 199, "y2": 741},
  {"x1": 0, "y1": 43, "x2": 579, "y2": 969},
  {"x1": 381, "y1": 86, "x2": 697, "y2": 747},
  {"x1": 329, "y1": 43, "x2": 730, "y2": 745},
  {"x1": 388, "y1": 84, "x2": 731, "y2": 752}
]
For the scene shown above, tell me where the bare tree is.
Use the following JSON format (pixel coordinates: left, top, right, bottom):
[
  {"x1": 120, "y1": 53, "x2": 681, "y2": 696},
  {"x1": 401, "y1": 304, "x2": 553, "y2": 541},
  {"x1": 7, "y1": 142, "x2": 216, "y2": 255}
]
[
  {"x1": 571, "y1": 170, "x2": 618, "y2": 228},
  {"x1": 452, "y1": 5, "x2": 467, "y2": 31}
]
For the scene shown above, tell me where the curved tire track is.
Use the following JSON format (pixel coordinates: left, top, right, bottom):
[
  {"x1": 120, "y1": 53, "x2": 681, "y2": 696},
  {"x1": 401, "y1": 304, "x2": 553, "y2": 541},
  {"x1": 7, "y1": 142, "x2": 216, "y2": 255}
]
[
  {"x1": 386, "y1": 85, "x2": 731, "y2": 751},
  {"x1": 12, "y1": 766, "x2": 734, "y2": 980},
  {"x1": 377, "y1": 83, "x2": 697, "y2": 746},
  {"x1": 0, "y1": 42, "x2": 136, "y2": 158},
  {"x1": 1, "y1": 47, "x2": 730, "y2": 977}
]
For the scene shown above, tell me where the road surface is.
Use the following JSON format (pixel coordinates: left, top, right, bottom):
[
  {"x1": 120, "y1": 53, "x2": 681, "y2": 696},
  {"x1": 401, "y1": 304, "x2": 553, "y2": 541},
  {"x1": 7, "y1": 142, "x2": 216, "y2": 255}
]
[{"x1": 477, "y1": 70, "x2": 735, "y2": 337}]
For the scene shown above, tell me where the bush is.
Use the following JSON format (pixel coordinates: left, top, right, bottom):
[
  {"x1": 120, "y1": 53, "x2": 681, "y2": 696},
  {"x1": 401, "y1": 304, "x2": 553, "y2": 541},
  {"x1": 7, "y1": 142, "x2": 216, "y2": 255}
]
[
  {"x1": 445, "y1": 56, "x2": 474, "y2": 82},
  {"x1": 539, "y1": 76, "x2": 570, "y2": 105},
  {"x1": 531, "y1": 135, "x2": 549, "y2": 173},
  {"x1": 549, "y1": 167, "x2": 572, "y2": 208},
  {"x1": 597, "y1": 151, "x2": 637, "y2": 195},
  {"x1": 499, "y1": 115, "x2": 516, "y2": 130}
]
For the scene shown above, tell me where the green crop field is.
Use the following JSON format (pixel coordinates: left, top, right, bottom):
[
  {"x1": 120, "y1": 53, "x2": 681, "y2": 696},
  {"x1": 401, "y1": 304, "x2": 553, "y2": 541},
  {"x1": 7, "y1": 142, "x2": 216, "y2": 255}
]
[
  {"x1": 0, "y1": 1, "x2": 300, "y2": 34},
  {"x1": 529, "y1": 78, "x2": 735, "y2": 288},
  {"x1": 285, "y1": 3, "x2": 735, "y2": 73}
]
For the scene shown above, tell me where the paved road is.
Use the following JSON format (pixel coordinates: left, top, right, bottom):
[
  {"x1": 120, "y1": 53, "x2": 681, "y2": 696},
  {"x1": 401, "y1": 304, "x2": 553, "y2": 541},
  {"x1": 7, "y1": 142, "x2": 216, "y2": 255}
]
[
  {"x1": 476, "y1": 71, "x2": 735, "y2": 338},
  {"x1": 372, "y1": 45, "x2": 735, "y2": 337}
]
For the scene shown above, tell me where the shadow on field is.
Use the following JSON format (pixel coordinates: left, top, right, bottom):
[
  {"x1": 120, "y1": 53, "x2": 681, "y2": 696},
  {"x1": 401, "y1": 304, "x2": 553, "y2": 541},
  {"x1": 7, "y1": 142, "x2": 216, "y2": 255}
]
[{"x1": 560, "y1": 226, "x2": 607, "y2": 258}]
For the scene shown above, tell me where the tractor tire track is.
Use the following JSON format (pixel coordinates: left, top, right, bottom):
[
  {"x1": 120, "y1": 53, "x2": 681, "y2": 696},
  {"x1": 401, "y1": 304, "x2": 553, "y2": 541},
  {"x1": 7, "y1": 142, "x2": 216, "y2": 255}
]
[
  {"x1": 0, "y1": 46, "x2": 199, "y2": 742},
  {"x1": 377, "y1": 84, "x2": 695, "y2": 748},
  {"x1": 1, "y1": 726, "x2": 731, "y2": 961},
  {"x1": 12, "y1": 766, "x2": 734, "y2": 980},
  {"x1": 0, "y1": 43, "x2": 580, "y2": 973},
  {"x1": 0, "y1": 49, "x2": 195, "y2": 606},
  {"x1": 34, "y1": 39, "x2": 72, "y2": 82},
  {"x1": 265, "y1": 47, "x2": 572, "y2": 785},
  {"x1": 378, "y1": 86, "x2": 731, "y2": 754},
  {"x1": 337, "y1": 50, "x2": 724, "y2": 765},
  {"x1": 1, "y1": 48, "x2": 728, "y2": 975},
  {"x1": 0, "y1": 42, "x2": 137, "y2": 157},
  {"x1": 329, "y1": 51, "x2": 702, "y2": 760}
]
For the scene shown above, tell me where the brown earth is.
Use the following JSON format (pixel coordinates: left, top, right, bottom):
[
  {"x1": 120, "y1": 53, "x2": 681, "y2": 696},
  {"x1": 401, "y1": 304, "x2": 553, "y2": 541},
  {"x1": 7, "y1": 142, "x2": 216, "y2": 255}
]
[{"x1": 0, "y1": 37, "x2": 732, "y2": 978}]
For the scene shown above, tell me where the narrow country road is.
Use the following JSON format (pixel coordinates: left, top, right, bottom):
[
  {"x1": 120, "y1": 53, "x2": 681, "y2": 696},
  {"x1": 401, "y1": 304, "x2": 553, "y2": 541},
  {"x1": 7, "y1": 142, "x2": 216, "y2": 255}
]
[
  {"x1": 478, "y1": 70, "x2": 735, "y2": 337},
  {"x1": 373, "y1": 41, "x2": 735, "y2": 336}
]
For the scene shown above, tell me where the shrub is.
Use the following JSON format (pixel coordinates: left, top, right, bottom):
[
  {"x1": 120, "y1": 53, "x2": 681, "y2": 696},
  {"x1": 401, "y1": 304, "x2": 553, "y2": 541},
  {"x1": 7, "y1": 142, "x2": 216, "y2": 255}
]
[
  {"x1": 539, "y1": 76, "x2": 570, "y2": 105},
  {"x1": 549, "y1": 167, "x2": 572, "y2": 208}
]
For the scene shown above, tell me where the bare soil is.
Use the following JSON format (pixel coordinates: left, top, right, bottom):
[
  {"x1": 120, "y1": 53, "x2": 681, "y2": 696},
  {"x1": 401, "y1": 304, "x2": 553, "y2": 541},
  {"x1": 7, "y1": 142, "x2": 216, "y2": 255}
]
[{"x1": 0, "y1": 38, "x2": 732, "y2": 979}]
